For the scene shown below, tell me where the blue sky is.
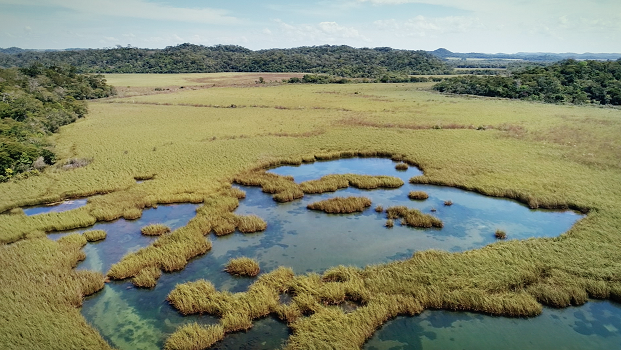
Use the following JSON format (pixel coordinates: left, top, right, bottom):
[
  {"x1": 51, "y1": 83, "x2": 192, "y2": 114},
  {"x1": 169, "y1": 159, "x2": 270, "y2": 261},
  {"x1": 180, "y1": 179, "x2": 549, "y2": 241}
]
[{"x1": 1, "y1": 0, "x2": 620, "y2": 53}]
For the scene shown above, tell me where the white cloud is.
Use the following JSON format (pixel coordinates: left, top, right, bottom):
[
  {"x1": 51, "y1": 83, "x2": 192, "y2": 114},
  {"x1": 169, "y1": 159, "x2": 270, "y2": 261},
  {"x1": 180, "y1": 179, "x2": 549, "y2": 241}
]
[
  {"x1": 374, "y1": 16, "x2": 482, "y2": 37},
  {"x1": 274, "y1": 20, "x2": 370, "y2": 43},
  {"x1": 1, "y1": 0, "x2": 239, "y2": 25}
]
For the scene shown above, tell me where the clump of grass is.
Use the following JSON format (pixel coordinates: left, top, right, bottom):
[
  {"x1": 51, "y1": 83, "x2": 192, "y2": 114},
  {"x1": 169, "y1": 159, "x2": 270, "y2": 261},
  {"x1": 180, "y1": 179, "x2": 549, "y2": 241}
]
[
  {"x1": 385, "y1": 219, "x2": 394, "y2": 228},
  {"x1": 375, "y1": 205, "x2": 383, "y2": 213},
  {"x1": 495, "y1": 229, "x2": 507, "y2": 240},
  {"x1": 9, "y1": 207, "x2": 24, "y2": 215},
  {"x1": 386, "y1": 206, "x2": 443, "y2": 228},
  {"x1": 164, "y1": 323, "x2": 224, "y2": 350},
  {"x1": 141, "y1": 223, "x2": 171, "y2": 236},
  {"x1": 83, "y1": 230, "x2": 106, "y2": 242},
  {"x1": 444, "y1": 200, "x2": 453, "y2": 206},
  {"x1": 408, "y1": 191, "x2": 429, "y2": 200},
  {"x1": 132, "y1": 265, "x2": 162, "y2": 288},
  {"x1": 236, "y1": 215, "x2": 268, "y2": 233},
  {"x1": 123, "y1": 207, "x2": 142, "y2": 220},
  {"x1": 307, "y1": 196, "x2": 372, "y2": 214},
  {"x1": 395, "y1": 162, "x2": 409, "y2": 171},
  {"x1": 225, "y1": 257, "x2": 261, "y2": 277}
]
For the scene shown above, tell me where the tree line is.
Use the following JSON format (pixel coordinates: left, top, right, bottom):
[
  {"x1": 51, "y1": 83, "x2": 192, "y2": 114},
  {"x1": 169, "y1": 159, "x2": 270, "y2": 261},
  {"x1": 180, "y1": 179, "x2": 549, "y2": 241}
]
[
  {"x1": 433, "y1": 59, "x2": 621, "y2": 105},
  {"x1": 0, "y1": 64, "x2": 115, "y2": 181},
  {"x1": 0, "y1": 44, "x2": 452, "y2": 77}
]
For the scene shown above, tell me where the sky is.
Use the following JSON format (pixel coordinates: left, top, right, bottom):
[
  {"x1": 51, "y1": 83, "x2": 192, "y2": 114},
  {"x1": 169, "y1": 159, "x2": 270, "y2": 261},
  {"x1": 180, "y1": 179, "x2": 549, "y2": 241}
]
[{"x1": 1, "y1": 0, "x2": 620, "y2": 53}]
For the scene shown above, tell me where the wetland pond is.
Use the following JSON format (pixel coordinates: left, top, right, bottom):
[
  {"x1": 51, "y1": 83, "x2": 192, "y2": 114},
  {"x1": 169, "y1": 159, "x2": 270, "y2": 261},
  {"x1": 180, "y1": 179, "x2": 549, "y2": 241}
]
[{"x1": 48, "y1": 158, "x2": 621, "y2": 349}]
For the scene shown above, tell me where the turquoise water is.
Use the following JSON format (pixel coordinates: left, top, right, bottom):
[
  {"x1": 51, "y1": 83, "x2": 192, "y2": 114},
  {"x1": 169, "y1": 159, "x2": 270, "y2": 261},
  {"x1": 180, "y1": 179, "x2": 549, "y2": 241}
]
[
  {"x1": 51, "y1": 158, "x2": 618, "y2": 350},
  {"x1": 365, "y1": 300, "x2": 621, "y2": 350}
]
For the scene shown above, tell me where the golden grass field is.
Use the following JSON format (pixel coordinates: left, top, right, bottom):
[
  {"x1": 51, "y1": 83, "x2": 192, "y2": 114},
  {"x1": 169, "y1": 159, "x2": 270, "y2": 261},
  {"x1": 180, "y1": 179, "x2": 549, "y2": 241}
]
[{"x1": 1, "y1": 73, "x2": 621, "y2": 349}]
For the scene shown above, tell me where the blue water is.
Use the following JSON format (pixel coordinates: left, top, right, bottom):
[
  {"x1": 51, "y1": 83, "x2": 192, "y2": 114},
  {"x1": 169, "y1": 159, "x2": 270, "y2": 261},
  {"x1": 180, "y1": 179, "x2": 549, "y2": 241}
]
[
  {"x1": 23, "y1": 198, "x2": 88, "y2": 216},
  {"x1": 50, "y1": 158, "x2": 618, "y2": 350}
]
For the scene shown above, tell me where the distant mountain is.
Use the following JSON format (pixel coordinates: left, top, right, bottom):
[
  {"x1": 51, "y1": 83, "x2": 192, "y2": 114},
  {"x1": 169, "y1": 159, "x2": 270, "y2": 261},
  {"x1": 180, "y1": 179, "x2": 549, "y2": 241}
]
[{"x1": 428, "y1": 48, "x2": 621, "y2": 62}]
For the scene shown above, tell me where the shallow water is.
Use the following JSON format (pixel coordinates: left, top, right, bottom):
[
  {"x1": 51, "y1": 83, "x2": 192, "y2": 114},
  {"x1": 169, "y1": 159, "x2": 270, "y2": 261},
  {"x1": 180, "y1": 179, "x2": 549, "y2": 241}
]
[
  {"x1": 364, "y1": 300, "x2": 621, "y2": 350},
  {"x1": 70, "y1": 158, "x2": 616, "y2": 350},
  {"x1": 23, "y1": 198, "x2": 88, "y2": 216}
]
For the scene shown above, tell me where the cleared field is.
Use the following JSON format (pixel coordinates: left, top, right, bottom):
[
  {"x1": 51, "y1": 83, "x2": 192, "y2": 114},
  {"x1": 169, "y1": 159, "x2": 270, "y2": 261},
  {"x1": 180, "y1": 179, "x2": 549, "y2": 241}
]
[{"x1": 1, "y1": 73, "x2": 621, "y2": 349}]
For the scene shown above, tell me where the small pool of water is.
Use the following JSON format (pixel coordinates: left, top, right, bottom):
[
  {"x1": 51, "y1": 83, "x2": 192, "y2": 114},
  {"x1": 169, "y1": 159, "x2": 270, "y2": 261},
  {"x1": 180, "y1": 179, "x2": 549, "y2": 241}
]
[
  {"x1": 52, "y1": 203, "x2": 199, "y2": 272},
  {"x1": 23, "y1": 198, "x2": 88, "y2": 216},
  {"x1": 364, "y1": 300, "x2": 621, "y2": 350},
  {"x1": 75, "y1": 158, "x2": 598, "y2": 350}
]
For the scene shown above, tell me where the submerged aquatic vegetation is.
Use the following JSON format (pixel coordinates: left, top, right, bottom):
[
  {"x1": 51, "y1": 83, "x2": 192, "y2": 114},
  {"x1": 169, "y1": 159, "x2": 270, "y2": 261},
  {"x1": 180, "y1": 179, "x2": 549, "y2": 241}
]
[
  {"x1": 386, "y1": 206, "x2": 443, "y2": 228},
  {"x1": 307, "y1": 196, "x2": 372, "y2": 214},
  {"x1": 83, "y1": 229, "x2": 107, "y2": 242},
  {"x1": 408, "y1": 191, "x2": 429, "y2": 200},
  {"x1": 140, "y1": 223, "x2": 171, "y2": 236},
  {"x1": 225, "y1": 257, "x2": 261, "y2": 277}
]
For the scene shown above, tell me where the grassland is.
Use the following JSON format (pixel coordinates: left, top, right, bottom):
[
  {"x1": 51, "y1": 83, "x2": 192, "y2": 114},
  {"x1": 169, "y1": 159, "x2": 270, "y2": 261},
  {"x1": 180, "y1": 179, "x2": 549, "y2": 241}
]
[{"x1": 1, "y1": 74, "x2": 621, "y2": 349}]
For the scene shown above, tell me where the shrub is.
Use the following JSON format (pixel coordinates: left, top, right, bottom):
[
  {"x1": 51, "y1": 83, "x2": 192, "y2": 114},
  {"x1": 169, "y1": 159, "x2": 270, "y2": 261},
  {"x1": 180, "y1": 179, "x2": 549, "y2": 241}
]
[
  {"x1": 225, "y1": 257, "x2": 260, "y2": 277},
  {"x1": 495, "y1": 229, "x2": 507, "y2": 239}
]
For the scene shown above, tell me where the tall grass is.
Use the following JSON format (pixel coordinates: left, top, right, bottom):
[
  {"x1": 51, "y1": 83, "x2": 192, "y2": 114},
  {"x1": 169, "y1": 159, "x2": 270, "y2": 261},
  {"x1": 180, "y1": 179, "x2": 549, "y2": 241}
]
[
  {"x1": 141, "y1": 223, "x2": 171, "y2": 236},
  {"x1": 408, "y1": 191, "x2": 429, "y2": 200},
  {"x1": 307, "y1": 196, "x2": 372, "y2": 214},
  {"x1": 2, "y1": 79, "x2": 621, "y2": 349},
  {"x1": 225, "y1": 257, "x2": 261, "y2": 277},
  {"x1": 386, "y1": 206, "x2": 443, "y2": 228},
  {"x1": 83, "y1": 230, "x2": 107, "y2": 242}
]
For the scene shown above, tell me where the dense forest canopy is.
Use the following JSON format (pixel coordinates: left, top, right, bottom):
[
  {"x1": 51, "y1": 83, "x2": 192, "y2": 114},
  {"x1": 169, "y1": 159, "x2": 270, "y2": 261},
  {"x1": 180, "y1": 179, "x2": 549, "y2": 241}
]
[
  {"x1": 0, "y1": 64, "x2": 115, "y2": 181},
  {"x1": 0, "y1": 43, "x2": 452, "y2": 77},
  {"x1": 433, "y1": 59, "x2": 621, "y2": 105}
]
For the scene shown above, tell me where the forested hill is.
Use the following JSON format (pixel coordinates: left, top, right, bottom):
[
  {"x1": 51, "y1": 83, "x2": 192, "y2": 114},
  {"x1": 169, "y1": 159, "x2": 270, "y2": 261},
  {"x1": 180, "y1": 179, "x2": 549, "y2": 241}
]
[
  {"x1": 0, "y1": 44, "x2": 451, "y2": 76},
  {"x1": 0, "y1": 64, "x2": 116, "y2": 181},
  {"x1": 433, "y1": 59, "x2": 621, "y2": 105}
]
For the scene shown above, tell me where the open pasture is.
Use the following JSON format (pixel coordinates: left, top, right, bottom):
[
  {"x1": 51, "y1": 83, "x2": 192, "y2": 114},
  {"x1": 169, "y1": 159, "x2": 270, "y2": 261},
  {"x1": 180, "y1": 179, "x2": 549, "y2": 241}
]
[{"x1": 1, "y1": 73, "x2": 621, "y2": 349}]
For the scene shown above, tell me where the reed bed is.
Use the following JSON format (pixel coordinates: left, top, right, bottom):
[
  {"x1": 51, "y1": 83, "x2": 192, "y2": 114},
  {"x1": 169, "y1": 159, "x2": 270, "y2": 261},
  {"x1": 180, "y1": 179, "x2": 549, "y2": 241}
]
[
  {"x1": 132, "y1": 265, "x2": 162, "y2": 288},
  {"x1": 408, "y1": 191, "x2": 429, "y2": 200},
  {"x1": 386, "y1": 206, "x2": 443, "y2": 228},
  {"x1": 83, "y1": 230, "x2": 107, "y2": 242},
  {"x1": 141, "y1": 223, "x2": 171, "y2": 236},
  {"x1": 3, "y1": 79, "x2": 621, "y2": 349},
  {"x1": 236, "y1": 215, "x2": 268, "y2": 233},
  {"x1": 164, "y1": 323, "x2": 225, "y2": 350},
  {"x1": 225, "y1": 257, "x2": 261, "y2": 277},
  {"x1": 307, "y1": 196, "x2": 372, "y2": 214}
]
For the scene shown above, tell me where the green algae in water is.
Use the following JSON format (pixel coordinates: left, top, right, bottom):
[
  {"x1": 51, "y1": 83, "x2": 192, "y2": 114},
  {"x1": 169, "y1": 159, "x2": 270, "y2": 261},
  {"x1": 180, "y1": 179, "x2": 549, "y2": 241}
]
[{"x1": 364, "y1": 300, "x2": 621, "y2": 350}]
